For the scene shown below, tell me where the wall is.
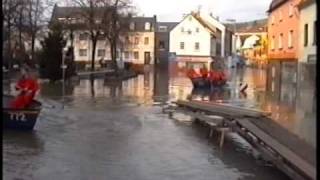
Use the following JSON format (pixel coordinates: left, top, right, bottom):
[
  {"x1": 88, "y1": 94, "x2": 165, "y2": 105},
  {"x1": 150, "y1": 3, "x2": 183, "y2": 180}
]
[
  {"x1": 299, "y1": 2, "x2": 316, "y2": 63},
  {"x1": 169, "y1": 15, "x2": 212, "y2": 57}
]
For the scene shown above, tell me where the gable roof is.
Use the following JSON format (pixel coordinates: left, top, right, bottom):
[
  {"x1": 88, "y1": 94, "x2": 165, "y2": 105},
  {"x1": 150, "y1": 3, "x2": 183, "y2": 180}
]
[
  {"x1": 267, "y1": 0, "x2": 287, "y2": 13},
  {"x1": 191, "y1": 12, "x2": 217, "y2": 34},
  {"x1": 224, "y1": 19, "x2": 267, "y2": 33},
  {"x1": 51, "y1": 5, "x2": 156, "y2": 32}
]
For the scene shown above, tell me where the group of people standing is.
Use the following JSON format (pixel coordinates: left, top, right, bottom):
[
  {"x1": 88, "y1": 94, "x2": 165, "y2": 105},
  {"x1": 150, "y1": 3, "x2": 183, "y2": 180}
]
[{"x1": 187, "y1": 65, "x2": 227, "y2": 83}]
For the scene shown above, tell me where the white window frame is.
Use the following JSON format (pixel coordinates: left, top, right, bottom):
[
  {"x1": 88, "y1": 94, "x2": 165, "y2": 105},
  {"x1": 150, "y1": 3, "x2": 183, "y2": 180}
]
[
  {"x1": 195, "y1": 42, "x2": 200, "y2": 50},
  {"x1": 79, "y1": 49, "x2": 87, "y2": 57},
  {"x1": 145, "y1": 22, "x2": 151, "y2": 30},
  {"x1": 288, "y1": 30, "x2": 293, "y2": 48},
  {"x1": 130, "y1": 22, "x2": 135, "y2": 30},
  {"x1": 279, "y1": 34, "x2": 283, "y2": 49},
  {"x1": 144, "y1": 37, "x2": 149, "y2": 45},
  {"x1": 180, "y1": 42, "x2": 184, "y2": 50},
  {"x1": 271, "y1": 36, "x2": 275, "y2": 50}
]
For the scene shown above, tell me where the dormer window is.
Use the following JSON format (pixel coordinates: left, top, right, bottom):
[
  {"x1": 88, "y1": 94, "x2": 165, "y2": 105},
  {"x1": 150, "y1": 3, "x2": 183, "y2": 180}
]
[
  {"x1": 145, "y1": 22, "x2": 151, "y2": 30},
  {"x1": 130, "y1": 22, "x2": 135, "y2": 30}
]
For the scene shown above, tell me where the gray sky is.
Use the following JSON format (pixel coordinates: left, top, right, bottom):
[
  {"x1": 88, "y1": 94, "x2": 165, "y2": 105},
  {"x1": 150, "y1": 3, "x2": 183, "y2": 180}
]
[
  {"x1": 58, "y1": 0, "x2": 272, "y2": 23},
  {"x1": 133, "y1": 0, "x2": 272, "y2": 22}
]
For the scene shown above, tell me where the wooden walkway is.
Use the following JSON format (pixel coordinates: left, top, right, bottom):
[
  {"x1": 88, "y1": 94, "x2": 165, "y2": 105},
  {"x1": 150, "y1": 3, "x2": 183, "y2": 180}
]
[{"x1": 170, "y1": 100, "x2": 316, "y2": 180}]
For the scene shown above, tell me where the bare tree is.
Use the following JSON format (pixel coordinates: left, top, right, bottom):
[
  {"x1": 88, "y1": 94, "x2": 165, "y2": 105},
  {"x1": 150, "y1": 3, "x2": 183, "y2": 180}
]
[
  {"x1": 25, "y1": 0, "x2": 46, "y2": 62},
  {"x1": 3, "y1": 0, "x2": 20, "y2": 68},
  {"x1": 102, "y1": 0, "x2": 133, "y2": 73},
  {"x1": 71, "y1": 0, "x2": 106, "y2": 72}
]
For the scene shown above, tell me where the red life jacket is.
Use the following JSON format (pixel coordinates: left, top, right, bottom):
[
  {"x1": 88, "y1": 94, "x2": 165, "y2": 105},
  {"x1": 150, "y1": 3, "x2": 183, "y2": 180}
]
[
  {"x1": 200, "y1": 68, "x2": 208, "y2": 78},
  {"x1": 10, "y1": 78, "x2": 39, "y2": 109}
]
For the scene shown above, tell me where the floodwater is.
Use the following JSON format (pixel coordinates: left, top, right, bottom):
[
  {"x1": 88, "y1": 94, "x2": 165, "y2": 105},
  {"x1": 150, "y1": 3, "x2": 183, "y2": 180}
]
[{"x1": 3, "y1": 65, "x2": 315, "y2": 180}]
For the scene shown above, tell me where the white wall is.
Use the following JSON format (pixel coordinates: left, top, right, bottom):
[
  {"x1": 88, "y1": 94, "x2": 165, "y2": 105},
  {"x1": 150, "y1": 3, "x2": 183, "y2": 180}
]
[
  {"x1": 71, "y1": 30, "x2": 155, "y2": 65},
  {"x1": 299, "y1": 2, "x2": 316, "y2": 63},
  {"x1": 169, "y1": 14, "x2": 212, "y2": 57}
]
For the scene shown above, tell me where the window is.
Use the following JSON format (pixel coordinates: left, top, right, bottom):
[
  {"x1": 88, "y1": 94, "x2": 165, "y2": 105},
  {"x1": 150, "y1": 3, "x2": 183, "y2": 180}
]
[
  {"x1": 79, "y1": 33, "x2": 88, "y2": 40},
  {"x1": 125, "y1": 36, "x2": 130, "y2": 43},
  {"x1": 196, "y1": 27, "x2": 199, "y2": 32},
  {"x1": 134, "y1": 51, "x2": 139, "y2": 59},
  {"x1": 79, "y1": 49, "x2": 87, "y2": 56},
  {"x1": 271, "y1": 36, "x2": 275, "y2": 50},
  {"x1": 134, "y1": 37, "x2": 139, "y2": 45},
  {"x1": 159, "y1": 26, "x2": 167, "y2": 32},
  {"x1": 130, "y1": 22, "x2": 135, "y2": 30},
  {"x1": 288, "y1": 30, "x2": 293, "y2": 48},
  {"x1": 313, "y1": 21, "x2": 316, "y2": 45},
  {"x1": 279, "y1": 33, "x2": 283, "y2": 49},
  {"x1": 289, "y1": 4, "x2": 293, "y2": 17},
  {"x1": 145, "y1": 22, "x2": 151, "y2": 30},
  {"x1": 271, "y1": 16, "x2": 275, "y2": 25},
  {"x1": 195, "y1": 42, "x2": 200, "y2": 50},
  {"x1": 279, "y1": 11, "x2": 283, "y2": 22},
  {"x1": 144, "y1": 37, "x2": 149, "y2": 45},
  {"x1": 180, "y1": 42, "x2": 184, "y2": 49},
  {"x1": 159, "y1": 41, "x2": 165, "y2": 49},
  {"x1": 124, "y1": 51, "x2": 129, "y2": 59},
  {"x1": 304, "y1": 24, "x2": 308, "y2": 46},
  {"x1": 187, "y1": 29, "x2": 192, "y2": 35},
  {"x1": 97, "y1": 49, "x2": 105, "y2": 57},
  {"x1": 181, "y1": 27, "x2": 184, "y2": 32}
]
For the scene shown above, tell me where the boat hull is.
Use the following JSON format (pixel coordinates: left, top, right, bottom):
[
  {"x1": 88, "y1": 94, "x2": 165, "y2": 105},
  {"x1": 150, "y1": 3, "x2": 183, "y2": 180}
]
[
  {"x1": 3, "y1": 95, "x2": 42, "y2": 131},
  {"x1": 190, "y1": 77, "x2": 226, "y2": 89}
]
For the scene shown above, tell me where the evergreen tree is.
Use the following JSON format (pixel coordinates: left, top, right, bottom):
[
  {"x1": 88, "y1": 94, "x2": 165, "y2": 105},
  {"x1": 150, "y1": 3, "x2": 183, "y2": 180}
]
[{"x1": 39, "y1": 22, "x2": 66, "y2": 82}]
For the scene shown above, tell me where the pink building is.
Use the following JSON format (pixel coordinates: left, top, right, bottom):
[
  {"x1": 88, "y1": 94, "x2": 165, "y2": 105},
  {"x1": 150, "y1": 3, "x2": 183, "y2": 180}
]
[{"x1": 267, "y1": 0, "x2": 301, "y2": 61}]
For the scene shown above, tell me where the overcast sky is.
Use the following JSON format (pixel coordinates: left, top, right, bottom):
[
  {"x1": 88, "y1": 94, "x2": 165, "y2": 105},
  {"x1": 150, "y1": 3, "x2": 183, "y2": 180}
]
[{"x1": 58, "y1": 0, "x2": 272, "y2": 23}]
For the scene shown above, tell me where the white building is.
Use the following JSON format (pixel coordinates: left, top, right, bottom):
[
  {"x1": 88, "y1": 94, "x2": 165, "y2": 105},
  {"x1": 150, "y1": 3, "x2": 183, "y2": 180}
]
[
  {"x1": 51, "y1": 5, "x2": 156, "y2": 69},
  {"x1": 169, "y1": 11, "x2": 233, "y2": 69},
  {"x1": 298, "y1": 0, "x2": 316, "y2": 63}
]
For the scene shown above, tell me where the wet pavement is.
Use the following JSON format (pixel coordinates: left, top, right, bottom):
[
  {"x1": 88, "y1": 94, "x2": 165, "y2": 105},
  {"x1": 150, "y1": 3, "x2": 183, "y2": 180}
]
[{"x1": 3, "y1": 66, "x2": 315, "y2": 180}]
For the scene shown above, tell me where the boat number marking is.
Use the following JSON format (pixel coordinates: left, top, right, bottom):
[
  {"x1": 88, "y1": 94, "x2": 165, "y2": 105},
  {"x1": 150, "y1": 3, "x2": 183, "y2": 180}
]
[{"x1": 9, "y1": 112, "x2": 27, "y2": 122}]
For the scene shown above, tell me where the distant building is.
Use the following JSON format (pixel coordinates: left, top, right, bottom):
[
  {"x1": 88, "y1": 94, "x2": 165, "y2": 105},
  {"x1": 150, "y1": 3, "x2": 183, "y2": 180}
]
[
  {"x1": 297, "y1": 0, "x2": 316, "y2": 63},
  {"x1": 226, "y1": 19, "x2": 268, "y2": 67},
  {"x1": 169, "y1": 11, "x2": 233, "y2": 70},
  {"x1": 51, "y1": 5, "x2": 156, "y2": 69},
  {"x1": 155, "y1": 22, "x2": 178, "y2": 67},
  {"x1": 267, "y1": 0, "x2": 300, "y2": 61}
]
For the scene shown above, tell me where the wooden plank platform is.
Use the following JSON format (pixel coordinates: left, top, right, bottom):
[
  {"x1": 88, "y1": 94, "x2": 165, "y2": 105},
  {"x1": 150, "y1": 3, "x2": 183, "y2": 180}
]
[
  {"x1": 176, "y1": 100, "x2": 271, "y2": 118},
  {"x1": 237, "y1": 119, "x2": 316, "y2": 180},
  {"x1": 174, "y1": 100, "x2": 316, "y2": 180}
]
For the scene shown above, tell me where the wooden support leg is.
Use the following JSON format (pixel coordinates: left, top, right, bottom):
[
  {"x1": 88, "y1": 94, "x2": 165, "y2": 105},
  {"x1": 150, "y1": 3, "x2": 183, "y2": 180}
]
[
  {"x1": 219, "y1": 130, "x2": 225, "y2": 148},
  {"x1": 209, "y1": 128, "x2": 214, "y2": 138}
]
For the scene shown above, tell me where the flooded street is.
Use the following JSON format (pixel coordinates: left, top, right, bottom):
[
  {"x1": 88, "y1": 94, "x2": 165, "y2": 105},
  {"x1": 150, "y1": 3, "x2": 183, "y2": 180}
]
[{"x1": 3, "y1": 66, "x2": 315, "y2": 180}]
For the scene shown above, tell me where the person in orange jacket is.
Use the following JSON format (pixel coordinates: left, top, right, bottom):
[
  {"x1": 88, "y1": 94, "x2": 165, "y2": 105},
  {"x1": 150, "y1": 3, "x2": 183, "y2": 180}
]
[
  {"x1": 10, "y1": 68, "x2": 39, "y2": 109},
  {"x1": 200, "y1": 65, "x2": 208, "y2": 79},
  {"x1": 187, "y1": 67, "x2": 201, "y2": 79}
]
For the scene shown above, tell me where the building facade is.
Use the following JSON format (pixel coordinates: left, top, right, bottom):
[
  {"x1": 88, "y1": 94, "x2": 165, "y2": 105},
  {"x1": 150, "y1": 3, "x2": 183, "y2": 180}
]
[
  {"x1": 298, "y1": 0, "x2": 316, "y2": 63},
  {"x1": 267, "y1": 0, "x2": 300, "y2": 61},
  {"x1": 155, "y1": 22, "x2": 178, "y2": 67},
  {"x1": 169, "y1": 12, "x2": 219, "y2": 70},
  {"x1": 51, "y1": 5, "x2": 156, "y2": 69}
]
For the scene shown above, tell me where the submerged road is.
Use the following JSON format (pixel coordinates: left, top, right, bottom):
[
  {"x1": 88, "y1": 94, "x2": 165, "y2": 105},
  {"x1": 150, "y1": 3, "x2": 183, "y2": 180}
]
[{"x1": 4, "y1": 66, "x2": 314, "y2": 180}]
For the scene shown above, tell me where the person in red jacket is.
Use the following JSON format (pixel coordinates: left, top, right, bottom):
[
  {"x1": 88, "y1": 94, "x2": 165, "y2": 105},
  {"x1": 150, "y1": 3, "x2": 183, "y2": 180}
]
[
  {"x1": 200, "y1": 65, "x2": 208, "y2": 79},
  {"x1": 187, "y1": 67, "x2": 201, "y2": 79},
  {"x1": 10, "y1": 68, "x2": 39, "y2": 109}
]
